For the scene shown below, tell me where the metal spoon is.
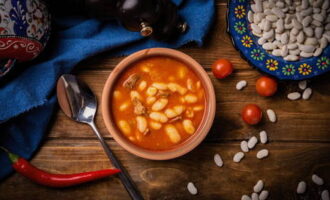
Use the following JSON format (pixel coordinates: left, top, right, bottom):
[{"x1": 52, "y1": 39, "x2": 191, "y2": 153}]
[{"x1": 56, "y1": 74, "x2": 143, "y2": 200}]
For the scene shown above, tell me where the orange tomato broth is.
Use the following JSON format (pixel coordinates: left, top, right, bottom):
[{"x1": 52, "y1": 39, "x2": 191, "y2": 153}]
[{"x1": 111, "y1": 56, "x2": 205, "y2": 150}]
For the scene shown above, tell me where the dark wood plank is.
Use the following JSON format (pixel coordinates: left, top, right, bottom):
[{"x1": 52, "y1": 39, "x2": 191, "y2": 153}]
[
  {"x1": 49, "y1": 70, "x2": 330, "y2": 142},
  {"x1": 1, "y1": 140, "x2": 329, "y2": 200}
]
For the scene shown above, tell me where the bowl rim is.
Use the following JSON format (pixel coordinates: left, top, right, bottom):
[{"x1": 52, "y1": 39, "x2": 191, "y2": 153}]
[{"x1": 101, "y1": 48, "x2": 216, "y2": 160}]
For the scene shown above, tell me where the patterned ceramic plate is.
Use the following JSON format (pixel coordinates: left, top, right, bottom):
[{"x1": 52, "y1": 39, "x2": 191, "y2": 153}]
[{"x1": 227, "y1": 0, "x2": 330, "y2": 80}]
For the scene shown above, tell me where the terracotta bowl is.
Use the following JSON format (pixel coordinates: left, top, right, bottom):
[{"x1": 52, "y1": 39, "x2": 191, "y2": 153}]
[{"x1": 102, "y1": 48, "x2": 216, "y2": 160}]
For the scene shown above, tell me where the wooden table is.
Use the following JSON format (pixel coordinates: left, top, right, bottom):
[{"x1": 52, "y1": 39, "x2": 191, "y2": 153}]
[{"x1": 1, "y1": 1, "x2": 330, "y2": 199}]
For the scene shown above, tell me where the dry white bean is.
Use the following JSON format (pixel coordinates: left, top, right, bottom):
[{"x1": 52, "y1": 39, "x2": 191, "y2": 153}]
[
  {"x1": 263, "y1": 29, "x2": 275, "y2": 40},
  {"x1": 313, "y1": 13, "x2": 324, "y2": 22},
  {"x1": 248, "y1": 11, "x2": 254, "y2": 23},
  {"x1": 258, "y1": 37, "x2": 267, "y2": 45},
  {"x1": 152, "y1": 98, "x2": 168, "y2": 111},
  {"x1": 233, "y1": 152, "x2": 245, "y2": 163},
  {"x1": 264, "y1": 20, "x2": 271, "y2": 32},
  {"x1": 256, "y1": 149, "x2": 269, "y2": 159},
  {"x1": 313, "y1": 0, "x2": 323, "y2": 8},
  {"x1": 314, "y1": 48, "x2": 323, "y2": 56},
  {"x1": 280, "y1": 33, "x2": 289, "y2": 44},
  {"x1": 285, "y1": 23, "x2": 294, "y2": 30},
  {"x1": 299, "y1": 44, "x2": 315, "y2": 53},
  {"x1": 289, "y1": 49, "x2": 300, "y2": 56},
  {"x1": 266, "y1": 108, "x2": 276, "y2": 123},
  {"x1": 312, "y1": 20, "x2": 322, "y2": 27},
  {"x1": 241, "y1": 141, "x2": 249, "y2": 152},
  {"x1": 305, "y1": 38, "x2": 318, "y2": 46},
  {"x1": 301, "y1": 0, "x2": 309, "y2": 9},
  {"x1": 183, "y1": 119, "x2": 195, "y2": 134},
  {"x1": 254, "y1": 180, "x2": 264, "y2": 193},
  {"x1": 252, "y1": 24, "x2": 262, "y2": 34},
  {"x1": 272, "y1": 7, "x2": 285, "y2": 18},
  {"x1": 297, "y1": 31, "x2": 305, "y2": 43},
  {"x1": 287, "y1": 43, "x2": 298, "y2": 50},
  {"x1": 241, "y1": 194, "x2": 251, "y2": 200},
  {"x1": 297, "y1": 181, "x2": 307, "y2": 194},
  {"x1": 320, "y1": 37, "x2": 328, "y2": 48},
  {"x1": 326, "y1": 23, "x2": 330, "y2": 31},
  {"x1": 236, "y1": 80, "x2": 247, "y2": 90},
  {"x1": 323, "y1": 0, "x2": 330, "y2": 9},
  {"x1": 272, "y1": 49, "x2": 282, "y2": 56},
  {"x1": 303, "y1": 27, "x2": 314, "y2": 37},
  {"x1": 214, "y1": 153, "x2": 223, "y2": 167},
  {"x1": 260, "y1": 130, "x2": 268, "y2": 143},
  {"x1": 284, "y1": 55, "x2": 299, "y2": 61},
  {"x1": 259, "y1": 190, "x2": 269, "y2": 200},
  {"x1": 312, "y1": 174, "x2": 324, "y2": 185},
  {"x1": 298, "y1": 80, "x2": 307, "y2": 90},
  {"x1": 291, "y1": 28, "x2": 299, "y2": 36},
  {"x1": 315, "y1": 27, "x2": 324, "y2": 39},
  {"x1": 287, "y1": 92, "x2": 301, "y2": 100},
  {"x1": 266, "y1": 15, "x2": 278, "y2": 22},
  {"x1": 242, "y1": 195, "x2": 252, "y2": 200},
  {"x1": 292, "y1": 19, "x2": 302, "y2": 30},
  {"x1": 302, "y1": 16, "x2": 312, "y2": 27},
  {"x1": 248, "y1": 136, "x2": 258, "y2": 149},
  {"x1": 263, "y1": 42, "x2": 277, "y2": 50},
  {"x1": 322, "y1": 190, "x2": 330, "y2": 200},
  {"x1": 251, "y1": 193, "x2": 259, "y2": 200},
  {"x1": 187, "y1": 182, "x2": 198, "y2": 195},
  {"x1": 301, "y1": 8, "x2": 313, "y2": 17},
  {"x1": 302, "y1": 88, "x2": 312, "y2": 100},
  {"x1": 165, "y1": 124, "x2": 181, "y2": 143},
  {"x1": 255, "y1": 0, "x2": 263, "y2": 12},
  {"x1": 281, "y1": 45, "x2": 289, "y2": 57},
  {"x1": 300, "y1": 51, "x2": 314, "y2": 58}
]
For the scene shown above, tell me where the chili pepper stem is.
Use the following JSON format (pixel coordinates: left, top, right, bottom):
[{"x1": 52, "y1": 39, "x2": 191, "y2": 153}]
[{"x1": 0, "y1": 146, "x2": 20, "y2": 163}]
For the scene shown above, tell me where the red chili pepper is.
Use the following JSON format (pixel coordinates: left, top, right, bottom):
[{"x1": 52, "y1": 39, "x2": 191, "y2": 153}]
[{"x1": 0, "y1": 147, "x2": 120, "y2": 188}]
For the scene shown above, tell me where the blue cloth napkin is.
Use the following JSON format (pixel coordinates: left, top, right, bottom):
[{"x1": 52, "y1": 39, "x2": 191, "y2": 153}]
[{"x1": 0, "y1": 0, "x2": 214, "y2": 180}]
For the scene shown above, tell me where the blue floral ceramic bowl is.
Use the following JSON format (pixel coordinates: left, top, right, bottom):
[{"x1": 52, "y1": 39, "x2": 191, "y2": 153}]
[
  {"x1": 0, "y1": 0, "x2": 51, "y2": 78},
  {"x1": 227, "y1": 0, "x2": 330, "y2": 80}
]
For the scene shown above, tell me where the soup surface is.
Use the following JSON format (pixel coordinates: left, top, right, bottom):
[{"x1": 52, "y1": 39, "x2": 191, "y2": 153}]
[{"x1": 111, "y1": 56, "x2": 205, "y2": 150}]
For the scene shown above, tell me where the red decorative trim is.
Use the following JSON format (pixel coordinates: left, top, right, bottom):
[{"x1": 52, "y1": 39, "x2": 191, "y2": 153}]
[{"x1": 0, "y1": 37, "x2": 43, "y2": 62}]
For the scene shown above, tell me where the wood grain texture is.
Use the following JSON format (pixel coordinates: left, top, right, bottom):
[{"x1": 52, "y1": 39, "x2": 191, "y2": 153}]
[
  {"x1": 1, "y1": 140, "x2": 330, "y2": 200},
  {"x1": 1, "y1": 1, "x2": 330, "y2": 200}
]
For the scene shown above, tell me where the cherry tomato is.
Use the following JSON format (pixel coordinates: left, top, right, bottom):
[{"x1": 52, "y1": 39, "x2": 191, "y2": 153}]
[
  {"x1": 211, "y1": 59, "x2": 233, "y2": 79},
  {"x1": 241, "y1": 104, "x2": 262, "y2": 125},
  {"x1": 256, "y1": 76, "x2": 278, "y2": 97}
]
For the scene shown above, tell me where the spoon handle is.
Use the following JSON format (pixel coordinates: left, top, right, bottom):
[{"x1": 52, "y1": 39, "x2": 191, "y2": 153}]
[{"x1": 89, "y1": 122, "x2": 144, "y2": 200}]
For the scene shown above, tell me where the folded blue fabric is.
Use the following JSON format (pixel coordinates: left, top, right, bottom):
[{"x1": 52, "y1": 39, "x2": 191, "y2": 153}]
[{"x1": 0, "y1": 0, "x2": 214, "y2": 180}]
